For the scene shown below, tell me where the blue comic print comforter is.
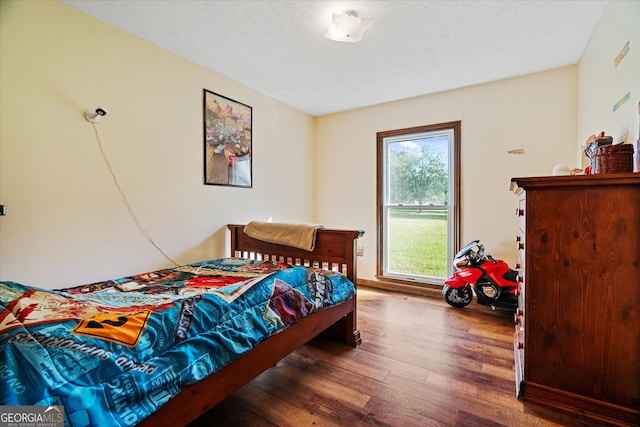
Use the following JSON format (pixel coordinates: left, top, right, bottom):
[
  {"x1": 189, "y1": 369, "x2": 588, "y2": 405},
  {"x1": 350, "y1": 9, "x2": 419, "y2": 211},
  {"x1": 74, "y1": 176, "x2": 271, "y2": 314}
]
[{"x1": 0, "y1": 258, "x2": 355, "y2": 426}]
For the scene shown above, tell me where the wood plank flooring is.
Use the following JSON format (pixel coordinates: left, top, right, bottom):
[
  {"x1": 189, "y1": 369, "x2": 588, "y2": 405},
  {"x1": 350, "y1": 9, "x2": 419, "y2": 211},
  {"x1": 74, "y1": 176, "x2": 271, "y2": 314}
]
[{"x1": 189, "y1": 288, "x2": 612, "y2": 427}]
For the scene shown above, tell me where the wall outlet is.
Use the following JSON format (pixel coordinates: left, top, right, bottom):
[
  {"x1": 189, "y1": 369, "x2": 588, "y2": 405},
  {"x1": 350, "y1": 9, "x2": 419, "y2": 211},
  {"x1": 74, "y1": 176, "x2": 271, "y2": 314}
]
[{"x1": 357, "y1": 246, "x2": 364, "y2": 257}]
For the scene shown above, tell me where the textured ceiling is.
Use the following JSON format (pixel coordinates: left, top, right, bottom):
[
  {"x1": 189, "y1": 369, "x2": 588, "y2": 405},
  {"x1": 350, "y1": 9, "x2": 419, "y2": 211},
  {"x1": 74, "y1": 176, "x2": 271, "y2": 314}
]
[{"x1": 61, "y1": 0, "x2": 608, "y2": 116}]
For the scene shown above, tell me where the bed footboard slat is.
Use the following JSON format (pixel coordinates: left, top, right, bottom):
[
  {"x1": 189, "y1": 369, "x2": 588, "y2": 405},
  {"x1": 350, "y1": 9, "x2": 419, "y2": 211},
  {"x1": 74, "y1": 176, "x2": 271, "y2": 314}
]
[{"x1": 228, "y1": 224, "x2": 363, "y2": 285}]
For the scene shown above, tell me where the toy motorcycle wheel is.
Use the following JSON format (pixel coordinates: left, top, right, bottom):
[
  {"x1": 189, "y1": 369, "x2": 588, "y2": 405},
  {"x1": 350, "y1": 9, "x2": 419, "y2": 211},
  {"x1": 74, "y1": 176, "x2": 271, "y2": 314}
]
[{"x1": 442, "y1": 285, "x2": 473, "y2": 308}]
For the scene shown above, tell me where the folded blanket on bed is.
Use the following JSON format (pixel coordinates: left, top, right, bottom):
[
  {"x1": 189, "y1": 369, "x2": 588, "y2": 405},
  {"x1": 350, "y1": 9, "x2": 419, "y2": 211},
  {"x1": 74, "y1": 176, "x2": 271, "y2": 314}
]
[{"x1": 244, "y1": 221, "x2": 323, "y2": 251}]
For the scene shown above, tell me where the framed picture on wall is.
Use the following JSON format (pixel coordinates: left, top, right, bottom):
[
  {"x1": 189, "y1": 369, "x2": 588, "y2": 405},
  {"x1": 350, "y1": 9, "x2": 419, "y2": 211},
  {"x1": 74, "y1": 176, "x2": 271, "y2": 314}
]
[{"x1": 203, "y1": 89, "x2": 252, "y2": 187}]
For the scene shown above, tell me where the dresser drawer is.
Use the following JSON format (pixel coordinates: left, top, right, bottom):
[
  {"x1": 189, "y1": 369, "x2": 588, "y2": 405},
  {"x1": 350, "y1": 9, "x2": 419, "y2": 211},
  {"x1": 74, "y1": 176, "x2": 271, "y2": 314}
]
[
  {"x1": 516, "y1": 195, "x2": 526, "y2": 233},
  {"x1": 514, "y1": 308, "x2": 525, "y2": 397}
]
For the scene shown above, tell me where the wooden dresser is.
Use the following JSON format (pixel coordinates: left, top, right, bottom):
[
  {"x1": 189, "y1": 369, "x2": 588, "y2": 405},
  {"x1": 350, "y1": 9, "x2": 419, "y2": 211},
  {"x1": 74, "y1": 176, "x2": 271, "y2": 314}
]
[{"x1": 510, "y1": 173, "x2": 640, "y2": 426}]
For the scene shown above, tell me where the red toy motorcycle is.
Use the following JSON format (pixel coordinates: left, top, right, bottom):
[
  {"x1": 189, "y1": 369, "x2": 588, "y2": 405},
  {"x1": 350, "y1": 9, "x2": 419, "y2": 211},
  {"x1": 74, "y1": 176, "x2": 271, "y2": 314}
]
[{"x1": 442, "y1": 240, "x2": 519, "y2": 313}]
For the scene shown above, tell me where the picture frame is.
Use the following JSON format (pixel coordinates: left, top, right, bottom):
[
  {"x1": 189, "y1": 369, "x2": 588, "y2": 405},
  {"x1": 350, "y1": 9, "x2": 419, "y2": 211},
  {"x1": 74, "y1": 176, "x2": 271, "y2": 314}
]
[{"x1": 203, "y1": 89, "x2": 252, "y2": 187}]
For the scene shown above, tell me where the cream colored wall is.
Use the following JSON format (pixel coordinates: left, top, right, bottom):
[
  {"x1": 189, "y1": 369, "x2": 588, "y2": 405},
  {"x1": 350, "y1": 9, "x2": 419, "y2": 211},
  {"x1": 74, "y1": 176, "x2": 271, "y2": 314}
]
[
  {"x1": 314, "y1": 67, "x2": 578, "y2": 282},
  {"x1": 0, "y1": 1, "x2": 316, "y2": 288},
  {"x1": 2, "y1": 1, "x2": 628, "y2": 291},
  {"x1": 578, "y1": 0, "x2": 640, "y2": 170}
]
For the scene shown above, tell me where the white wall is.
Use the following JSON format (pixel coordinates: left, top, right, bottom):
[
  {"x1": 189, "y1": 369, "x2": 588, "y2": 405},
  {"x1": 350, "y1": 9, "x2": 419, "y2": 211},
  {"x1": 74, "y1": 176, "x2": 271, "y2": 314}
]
[
  {"x1": 578, "y1": 0, "x2": 640, "y2": 169},
  {"x1": 315, "y1": 67, "x2": 578, "y2": 282},
  {"x1": 0, "y1": 1, "x2": 316, "y2": 288}
]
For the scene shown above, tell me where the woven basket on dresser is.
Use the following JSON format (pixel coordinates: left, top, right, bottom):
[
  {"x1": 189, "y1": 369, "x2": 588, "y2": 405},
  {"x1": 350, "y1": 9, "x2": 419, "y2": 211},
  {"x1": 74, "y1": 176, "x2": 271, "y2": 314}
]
[{"x1": 591, "y1": 143, "x2": 634, "y2": 174}]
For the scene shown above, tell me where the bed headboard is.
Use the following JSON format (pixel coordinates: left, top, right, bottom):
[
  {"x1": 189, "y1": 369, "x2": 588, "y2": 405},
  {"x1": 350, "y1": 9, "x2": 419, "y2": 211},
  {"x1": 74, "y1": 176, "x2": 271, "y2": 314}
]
[{"x1": 227, "y1": 224, "x2": 364, "y2": 284}]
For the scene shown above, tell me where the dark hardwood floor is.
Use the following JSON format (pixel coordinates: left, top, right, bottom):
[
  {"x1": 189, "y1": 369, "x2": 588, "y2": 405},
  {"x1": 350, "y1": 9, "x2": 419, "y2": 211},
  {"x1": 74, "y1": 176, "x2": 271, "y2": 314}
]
[{"x1": 189, "y1": 288, "x2": 612, "y2": 427}]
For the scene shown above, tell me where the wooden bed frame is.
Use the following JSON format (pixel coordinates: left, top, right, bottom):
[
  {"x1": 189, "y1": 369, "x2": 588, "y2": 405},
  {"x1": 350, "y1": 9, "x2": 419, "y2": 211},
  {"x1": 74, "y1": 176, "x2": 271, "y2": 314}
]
[{"x1": 138, "y1": 224, "x2": 364, "y2": 427}]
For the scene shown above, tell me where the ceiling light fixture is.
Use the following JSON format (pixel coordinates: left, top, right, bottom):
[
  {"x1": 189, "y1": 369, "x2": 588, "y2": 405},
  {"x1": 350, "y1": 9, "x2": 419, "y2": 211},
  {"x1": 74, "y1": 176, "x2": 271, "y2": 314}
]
[{"x1": 325, "y1": 10, "x2": 372, "y2": 43}]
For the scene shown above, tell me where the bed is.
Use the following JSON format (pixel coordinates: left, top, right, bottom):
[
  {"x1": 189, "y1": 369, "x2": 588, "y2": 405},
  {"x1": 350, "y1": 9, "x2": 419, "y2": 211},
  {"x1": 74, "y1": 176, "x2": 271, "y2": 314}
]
[{"x1": 0, "y1": 224, "x2": 363, "y2": 427}]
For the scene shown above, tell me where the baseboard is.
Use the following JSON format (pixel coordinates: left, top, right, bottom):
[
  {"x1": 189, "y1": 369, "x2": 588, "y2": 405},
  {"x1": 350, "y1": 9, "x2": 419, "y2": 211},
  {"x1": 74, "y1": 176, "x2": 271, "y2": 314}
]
[
  {"x1": 521, "y1": 381, "x2": 640, "y2": 427},
  {"x1": 358, "y1": 278, "x2": 442, "y2": 299}
]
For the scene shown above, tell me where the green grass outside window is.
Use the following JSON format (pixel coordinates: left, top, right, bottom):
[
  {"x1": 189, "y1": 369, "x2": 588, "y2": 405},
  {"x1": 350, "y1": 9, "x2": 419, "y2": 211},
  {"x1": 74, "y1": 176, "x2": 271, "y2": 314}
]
[{"x1": 388, "y1": 209, "x2": 448, "y2": 278}]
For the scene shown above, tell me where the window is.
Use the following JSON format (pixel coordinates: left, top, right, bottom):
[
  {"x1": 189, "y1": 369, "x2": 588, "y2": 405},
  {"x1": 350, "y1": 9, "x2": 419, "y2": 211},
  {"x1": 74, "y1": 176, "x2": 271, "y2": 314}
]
[{"x1": 376, "y1": 122, "x2": 460, "y2": 287}]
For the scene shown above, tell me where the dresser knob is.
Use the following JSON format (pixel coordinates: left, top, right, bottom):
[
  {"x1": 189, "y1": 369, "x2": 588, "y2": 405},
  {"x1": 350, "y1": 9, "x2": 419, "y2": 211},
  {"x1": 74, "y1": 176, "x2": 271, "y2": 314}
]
[
  {"x1": 517, "y1": 309, "x2": 524, "y2": 316},
  {"x1": 516, "y1": 208, "x2": 524, "y2": 217},
  {"x1": 518, "y1": 342, "x2": 524, "y2": 349},
  {"x1": 518, "y1": 243, "x2": 524, "y2": 250}
]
